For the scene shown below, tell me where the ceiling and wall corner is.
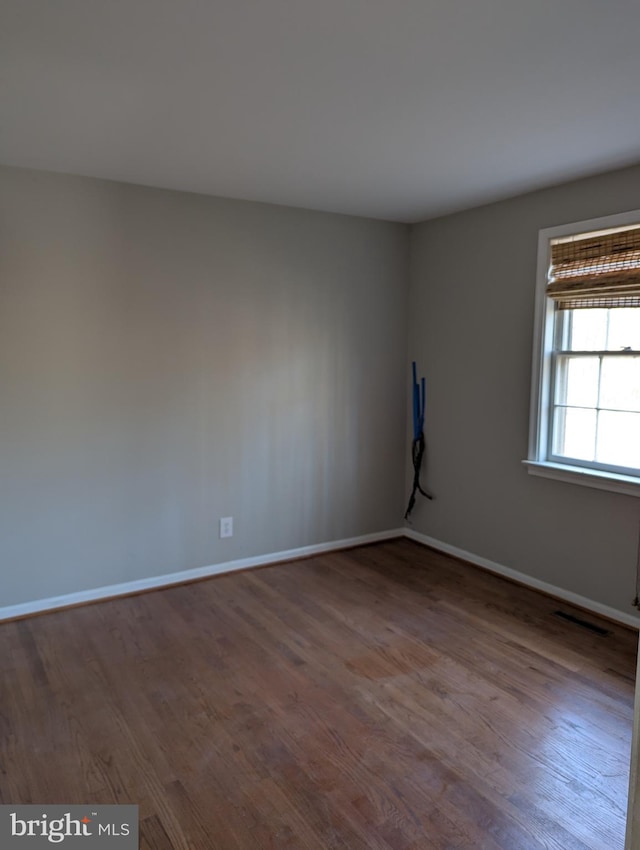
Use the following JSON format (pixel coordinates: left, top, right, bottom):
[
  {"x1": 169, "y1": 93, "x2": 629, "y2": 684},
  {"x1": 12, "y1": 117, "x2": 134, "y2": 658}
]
[{"x1": 2, "y1": 0, "x2": 640, "y2": 223}]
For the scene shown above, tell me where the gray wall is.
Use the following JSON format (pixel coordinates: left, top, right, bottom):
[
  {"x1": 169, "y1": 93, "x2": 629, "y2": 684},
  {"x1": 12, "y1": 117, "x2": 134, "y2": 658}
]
[
  {"x1": 408, "y1": 162, "x2": 640, "y2": 619},
  {"x1": 4, "y1": 159, "x2": 640, "y2": 618},
  {"x1": 0, "y1": 165, "x2": 409, "y2": 607}
]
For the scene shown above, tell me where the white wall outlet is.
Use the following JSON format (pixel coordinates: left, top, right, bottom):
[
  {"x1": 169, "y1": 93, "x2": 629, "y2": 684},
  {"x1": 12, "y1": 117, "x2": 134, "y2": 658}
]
[{"x1": 219, "y1": 516, "x2": 233, "y2": 538}]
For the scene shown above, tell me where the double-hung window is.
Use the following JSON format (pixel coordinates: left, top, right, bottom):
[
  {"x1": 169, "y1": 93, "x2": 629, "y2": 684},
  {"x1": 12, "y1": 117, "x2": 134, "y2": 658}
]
[{"x1": 526, "y1": 212, "x2": 640, "y2": 496}]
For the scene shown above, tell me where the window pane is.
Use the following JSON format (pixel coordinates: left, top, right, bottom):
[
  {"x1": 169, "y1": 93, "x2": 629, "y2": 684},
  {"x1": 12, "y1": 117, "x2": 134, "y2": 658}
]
[
  {"x1": 555, "y1": 356, "x2": 599, "y2": 407},
  {"x1": 568, "y1": 309, "x2": 607, "y2": 351},
  {"x1": 607, "y1": 307, "x2": 640, "y2": 351},
  {"x1": 596, "y1": 411, "x2": 640, "y2": 470},
  {"x1": 552, "y1": 407, "x2": 596, "y2": 461},
  {"x1": 599, "y1": 356, "x2": 640, "y2": 412}
]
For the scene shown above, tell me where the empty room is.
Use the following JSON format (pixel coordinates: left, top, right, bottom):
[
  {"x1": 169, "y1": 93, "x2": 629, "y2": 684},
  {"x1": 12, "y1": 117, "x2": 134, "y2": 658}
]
[{"x1": 2, "y1": 1, "x2": 640, "y2": 848}]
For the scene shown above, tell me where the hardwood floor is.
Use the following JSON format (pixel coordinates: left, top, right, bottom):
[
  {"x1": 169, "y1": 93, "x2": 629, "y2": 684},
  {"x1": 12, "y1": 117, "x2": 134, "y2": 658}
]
[{"x1": 0, "y1": 538, "x2": 636, "y2": 849}]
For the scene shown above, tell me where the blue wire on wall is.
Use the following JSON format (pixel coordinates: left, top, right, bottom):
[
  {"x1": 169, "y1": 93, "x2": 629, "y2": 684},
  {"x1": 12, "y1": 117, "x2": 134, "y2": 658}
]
[{"x1": 405, "y1": 361, "x2": 433, "y2": 520}]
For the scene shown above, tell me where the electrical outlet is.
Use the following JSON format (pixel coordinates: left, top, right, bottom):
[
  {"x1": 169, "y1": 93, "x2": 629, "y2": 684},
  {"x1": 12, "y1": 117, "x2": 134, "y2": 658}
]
[{"x1": 219, "y1": 516, "x2": 233, "y2": 538}]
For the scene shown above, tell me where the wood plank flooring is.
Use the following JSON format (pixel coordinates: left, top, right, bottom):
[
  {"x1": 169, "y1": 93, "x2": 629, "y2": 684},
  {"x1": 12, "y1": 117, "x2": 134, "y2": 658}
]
[{"x1": 0, "y1": 538, "x2": 636, "y2": 849}]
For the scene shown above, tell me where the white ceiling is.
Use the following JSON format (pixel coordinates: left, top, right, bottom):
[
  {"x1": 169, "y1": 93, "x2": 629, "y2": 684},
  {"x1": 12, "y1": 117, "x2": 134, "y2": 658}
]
[{"x1": 2, "y1": 0, "x2": 640, "y2": 222}]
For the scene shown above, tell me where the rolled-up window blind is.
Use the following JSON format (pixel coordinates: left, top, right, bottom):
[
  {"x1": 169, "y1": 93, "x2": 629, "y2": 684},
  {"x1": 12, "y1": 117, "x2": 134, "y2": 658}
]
[{"x1": 547, "y1": 226, "x2": 640, "y2": 309}]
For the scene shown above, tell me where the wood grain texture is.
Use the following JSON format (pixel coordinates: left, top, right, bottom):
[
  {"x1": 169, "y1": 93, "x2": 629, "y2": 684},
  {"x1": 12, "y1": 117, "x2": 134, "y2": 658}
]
[{"x1": 0, "y1": 539, "x2": 636, "y2": 849}]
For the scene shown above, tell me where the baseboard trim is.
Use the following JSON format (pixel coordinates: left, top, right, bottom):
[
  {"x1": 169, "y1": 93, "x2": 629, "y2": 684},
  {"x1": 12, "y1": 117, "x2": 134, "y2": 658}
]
[
  {"x1": 404, "y1": 528, "x2": 640, "y2": 630},
  {"x1": 4, "y1": 525, "x2": 637, "y2": 630},
  {"x1": 0, "y1": 528, "x2": 404, "y2": 622}
]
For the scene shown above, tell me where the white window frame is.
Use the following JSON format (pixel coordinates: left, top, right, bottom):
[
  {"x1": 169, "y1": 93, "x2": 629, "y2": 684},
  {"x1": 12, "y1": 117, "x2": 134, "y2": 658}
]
[{"x1": 523, "y1": 208, "x2": 640, "y2": 498}]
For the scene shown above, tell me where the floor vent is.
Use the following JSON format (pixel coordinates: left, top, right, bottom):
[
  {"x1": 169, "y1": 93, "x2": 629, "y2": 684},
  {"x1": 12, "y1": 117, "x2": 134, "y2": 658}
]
[{"x1": 553, "y1": 610, "x2": 611, "y2": 636}]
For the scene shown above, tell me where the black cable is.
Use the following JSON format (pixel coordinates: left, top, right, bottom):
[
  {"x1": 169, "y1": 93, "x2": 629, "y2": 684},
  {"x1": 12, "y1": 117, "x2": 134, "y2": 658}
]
[{"x1": 404, "y1": 431, "x2": 433, "y2": 520}]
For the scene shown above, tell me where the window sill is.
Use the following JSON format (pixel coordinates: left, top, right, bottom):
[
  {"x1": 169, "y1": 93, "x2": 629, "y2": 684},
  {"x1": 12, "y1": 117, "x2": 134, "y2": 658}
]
[{"x1": 523, "y1": 460, "x2": 640, "y2": 498}]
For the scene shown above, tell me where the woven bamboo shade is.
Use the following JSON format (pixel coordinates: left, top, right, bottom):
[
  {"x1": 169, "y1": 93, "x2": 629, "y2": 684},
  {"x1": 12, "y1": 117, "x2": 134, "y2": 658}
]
[{"x1": 548, "y1": 227, "x2": 640, "y2": 309}]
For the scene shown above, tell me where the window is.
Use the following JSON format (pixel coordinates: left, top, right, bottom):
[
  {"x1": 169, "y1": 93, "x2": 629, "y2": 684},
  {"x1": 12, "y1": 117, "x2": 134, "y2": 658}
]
[{"x1": 525, "y1": 212, "x2": 640, "y2": 497}]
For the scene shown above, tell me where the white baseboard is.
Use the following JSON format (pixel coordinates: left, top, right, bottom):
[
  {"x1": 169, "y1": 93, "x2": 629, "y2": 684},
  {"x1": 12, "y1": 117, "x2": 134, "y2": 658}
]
[
  {"x1": 3, "y1": 525, "x2": 638, "y2": 630},
  {"x1": 0, "y1": 528, "x2": 404, "y2": 622},
  {"x1": 404, "y1": 527, "x2": 640, "y2": 630}
]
